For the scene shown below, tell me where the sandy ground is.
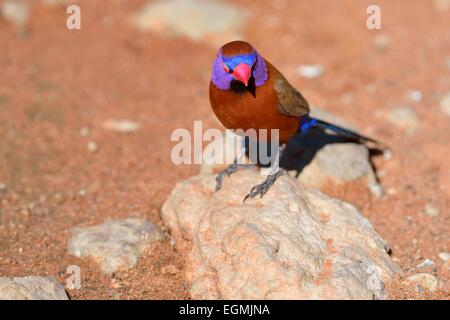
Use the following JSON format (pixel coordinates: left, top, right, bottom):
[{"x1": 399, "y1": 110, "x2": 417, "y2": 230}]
[{"x1": 0, "y1": 0, "x2": 448, "y2": 299}]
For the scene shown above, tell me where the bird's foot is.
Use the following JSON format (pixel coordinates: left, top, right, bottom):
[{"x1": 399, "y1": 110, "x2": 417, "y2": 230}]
[
  {"x1": 215, "y1": 163, "x2": 256, "y2": 192},
  {"x1": 243, "y1": 169, "x2": 286, "y2": 202}
]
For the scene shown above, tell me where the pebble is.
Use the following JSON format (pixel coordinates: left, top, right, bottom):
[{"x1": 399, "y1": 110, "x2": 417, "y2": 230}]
[
  {"x1": 1, "y1": 0, "x2": 29, "y2": 31},
  {"x1": 0, "y1": 276, "x2": 69, "y2": 300},
  {"x1": 416, "y1": 259, "x2": 435, "y2": 269},
  {"x1": 434, "y1": 0, "x2": 450, "y2": 11},
  {"x1": 134, "y1": 0, "x2": 246, "y2": 43},
  {"x1": 406, "y1": 273, "x2": 439, "y2": 292},
  {"x1": 87, "y1": 141, "x2": 98, "y2": 152},
  {"x1": 373, "y1": 34, "x2": 390, "y2": 51},
  {"x1": 387, "y1": 106, "x2": 419, "y2": 135},
  {"x1": 445, "y1": 57, "x2": 450, "y2": 70},
  {"x1": 103, "y1": 119, "x2": 141, "y2": 133},
  {"x1": 438, "y1": 252, "x2": 450, "y2": 262},
  {"x1": 79, "y1": 126, "x2": 90, "y2": 137},
  {"x1": 383, "y1": 150, "x2": 393, "y2": 160},
  {"x1": 439, "y1": 92, "x2": 450, "y2": 117},
  {"x1": 408, "y1": 90, "x2": 423, "y2": 102},
  {"x1": 297, "y1": 64, "x2": 324, "y2": 79},
  {"x1": 162, "y1": 264, "x2": 179, "y2": 275},
  {"x1": 68, "y1": 218, "x2": 164, "y2": 274},
  {"x1": 424, "y1": 204, "x2": 439, "y2": 217},
  {"x1": 0, "y1": 183, "x2": 7, "y2": 192}
]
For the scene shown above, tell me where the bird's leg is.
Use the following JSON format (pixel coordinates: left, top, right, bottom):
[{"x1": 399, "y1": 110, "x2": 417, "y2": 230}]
[
  {"x1": 215, "y1": 162, "x2": 256, "y2": 192},
  {"x1": 243, "y1": 169, "x2": 286, "y2": 202},
  {"x1": 215, "y1": 146, "x2": 255, "y2": 192},
  {"x1": 243, "y1": 144, "x2": 286, "y2": 202}
]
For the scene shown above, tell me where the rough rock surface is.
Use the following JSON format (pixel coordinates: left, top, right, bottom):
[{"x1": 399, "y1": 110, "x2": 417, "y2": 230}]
[
  {"x1": 161, "y1": 171, "x2": 400, "y2": 299},
  {"x1": 405, "y1": 273, "x2": 440, "y2": 293},
  {"x1": 68, "y1": 218, "x2": 163, "y2": 274},
  {"x1": 0, "y1": 276, "x2": 69, "y2": 300},
  {"x1": 297, "y1": 143, "x2": 383, "y2": 197},
  {"x1": 135, "y1": 0, "x2": 246, "y2": 45}
]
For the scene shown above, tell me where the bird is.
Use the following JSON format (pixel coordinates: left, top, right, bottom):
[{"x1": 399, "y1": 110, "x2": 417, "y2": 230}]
[{"x1": 209, "y1": 40, "x2": 380, "y2": 201}]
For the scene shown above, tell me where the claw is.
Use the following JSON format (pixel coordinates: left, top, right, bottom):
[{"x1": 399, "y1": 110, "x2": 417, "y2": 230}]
[
  {"x1": 215, "y1": 163, "x2": 256, "y2": 192},
  {"x1": 243, "y1": 170, "x2": 286, "y2": 203}
]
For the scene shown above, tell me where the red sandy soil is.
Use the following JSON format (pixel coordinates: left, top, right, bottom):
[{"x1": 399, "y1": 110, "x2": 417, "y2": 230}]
[{"x1": 0, "y1": 0, "x2": 448, "y2": 299}]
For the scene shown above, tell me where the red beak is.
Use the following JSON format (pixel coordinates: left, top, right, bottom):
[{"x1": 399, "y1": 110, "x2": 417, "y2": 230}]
[{"x1": 233, "y1": 63, "x2": 252, "y2": 86}]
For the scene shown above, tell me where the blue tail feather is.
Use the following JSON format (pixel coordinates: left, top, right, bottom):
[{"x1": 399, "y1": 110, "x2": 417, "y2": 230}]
[{"x1": 300, "y1": 115, "x2": 380, "y2": 144}]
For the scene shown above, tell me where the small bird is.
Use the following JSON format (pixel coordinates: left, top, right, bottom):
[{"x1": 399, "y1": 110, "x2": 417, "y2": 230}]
[{"x1": 209, "y1": 40, "x2": 379, "y2": 201}]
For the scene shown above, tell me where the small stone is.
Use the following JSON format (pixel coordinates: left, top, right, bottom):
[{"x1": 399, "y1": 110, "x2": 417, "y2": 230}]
[
  {"x1": 162, "y1": 264, "x2": 179, "y2": 275},
  {"x1": 68, "y1": 218, "x2": 163, "y2": 274},
  {"x1": 87, "y1": 141, "x2": 98, "y2": 153},
  {"x1": 424, "y1": 204, "x2": 439, "y2": 217},
  {"x1": 416, "y1": 259, "x2": 435, "y2": 269},
  {"x1": 297, "y1": 143, "x2": 374, "y2": 185},
  {"x1": 406, "y1": 273, "x2": 439, "y2": 292},
  {"x1": 373, "y1": 34, "x2": 389, "y2": 51},
  {"x1": 134, "y1": 0, "x2": 246, "y2": 44},
  {"x1": 383, "y1": 150, "x2": 393, "y2": 160},
  {"x1": 0, "y1": 183, "x2": 7, "y2": 192},
  {"x1": 79, "y1": 126, "x2": 90, "y2": 137},
  {"x1": 387, "y1": 106, "x2": 419, "y2": 134},
  {"x1": 40, "y1": 0, "x2": 70, "y2": 6},
  {"x1": 103, "y1": 119, "x2": 141, "y2": 133},
  {"x1": 408, "y1": 90, "x2": 423, "y2": 102},
  {"x1": 439, "y1": 92, "x2": 450, "y2": 117},
  {"x1": 438, "y1": 252, "x2": 450, "y2": 262},
  {"x1": 0, "y1": 276, "x2": 69, "y2": 300},
  {"x1": 297, "y1": 64, "x2": 324, "y2": 79},
  {"x1": 434, "y1": 0, "x2": 450, "y2": 11},
  {"x1": 1, "y1": 0, "x2": 29, "y2": 32},
  {"x1": 445, "y1": 57, "x2": 450, "y2": 70}
]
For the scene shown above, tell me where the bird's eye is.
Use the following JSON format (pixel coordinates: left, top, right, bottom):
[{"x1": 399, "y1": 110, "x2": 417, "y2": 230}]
[{"x1": 222, "y1": 63, "x2": 231, "y2": 73}]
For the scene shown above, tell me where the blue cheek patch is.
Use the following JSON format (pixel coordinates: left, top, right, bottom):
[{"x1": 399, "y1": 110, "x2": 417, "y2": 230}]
[{"x1": 221, "y1": 51, "x2": 257, "y2": 70}]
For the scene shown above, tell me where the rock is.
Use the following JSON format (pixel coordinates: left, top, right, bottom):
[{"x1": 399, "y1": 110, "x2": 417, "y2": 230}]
[
  {"x1": 161, "y1": 171, "x2": 400, "y2": 299},
  {"x1": 446, "y1": 57, "x2": 450, "y2": 70},
  {"x1": 373, "y1": 34, "x2": 389, "y2": 51},
  {"x1": 40, "y1": 0, "x2": 70, "y2": 6},
  {"x1": 0, "y1": 276, "x2": 69, "y2": 300},
  {"x1": 297, "y1": 64, "x2": 324, "y2": 79},
  {"x1": 416, "y1": 259, "x2": 435, "y2": 269},
  {"x1": 0, "y1": 182, "x2": 6, "y2": 192},
  {"x1": 79, "y1": 126, "x2": 90, "y2": 137},
  {"x1": 134, "y1": 0, "x2": 246, "y2": 45},
  {"x1": 68, "y1": 218, "x2": 164, "y2": 274},
  {"x1": 1, "y1": 0, "x2": 29, "y2": 32},
  {"x1": 387, "y1": 106, "x2": 419, "y2": 135},
  {"x1": 424, "y1": 203, "x2": 439, "y2": 217},
  {"x1": 440, "y1": 92, "x2": 450, "y2": 117},
  {"x1": 162, "y1": 264, "x2": 180, "y2": 275},
  {"x1": 406, "y1": 273, "x2": 439, "y2": 292},
  {"x1": 438, "y1": 252, "x2": 450, "y2": 262},
  {"x1": 408, "y1": 90, "x2": 423, "y2": 103},
  {"x1": 296, "y1": 143, "x2": 382, "y2": 197},
  {"x1": 102, "y1": 119, "x2": 141, "y2": 133},
  {"x1": 434, "y1": 0, "x2": 450, "y2": 11},
  {"x1": 87, "y1": 141, "x2": 98, "y2": 153}
]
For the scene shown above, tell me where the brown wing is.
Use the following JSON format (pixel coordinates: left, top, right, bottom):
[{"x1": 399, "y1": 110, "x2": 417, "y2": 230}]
[{"x1": 272, "y1": 67, "x2": 310, "y2": 117}]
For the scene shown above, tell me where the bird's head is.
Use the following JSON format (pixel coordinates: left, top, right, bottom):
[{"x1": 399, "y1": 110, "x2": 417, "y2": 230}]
[{"x1": 211, "y1": 41, "x2": 268, "y2": 91}]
